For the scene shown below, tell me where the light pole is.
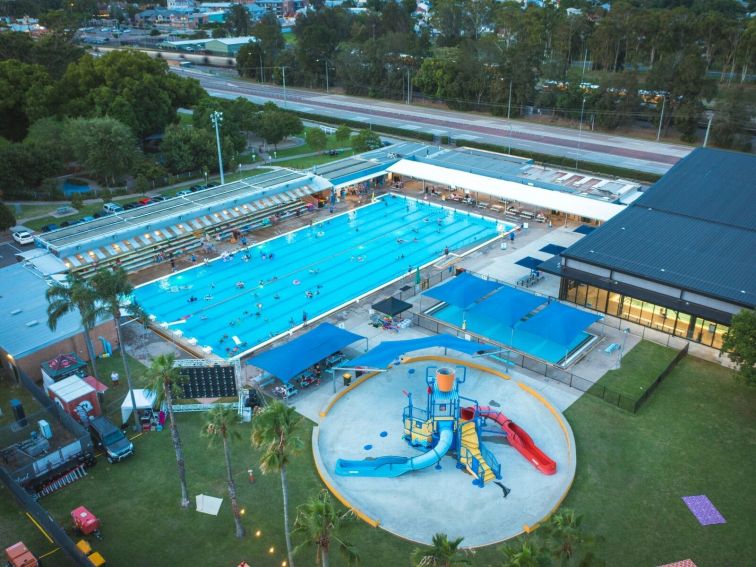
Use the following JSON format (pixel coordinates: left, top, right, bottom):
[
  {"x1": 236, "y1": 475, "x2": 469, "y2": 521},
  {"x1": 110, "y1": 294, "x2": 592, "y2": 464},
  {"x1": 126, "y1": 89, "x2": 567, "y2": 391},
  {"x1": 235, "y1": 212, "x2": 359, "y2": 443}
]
[
  {"x1": 575, "y1": 97, "x2": 586, "y2": 171},
  {"x1": 656, "y1": 95, "x2": 666, "y2": 142},
  {"x1": 210, "y1": 110, "x2": 224, "y2": 185},
  {"x1": 281, "y1": 66, "x2": 287, "y2": 108},
  {"x1": 317, "y1": 58, "x2": 330, "y2": 93},
  {"x1": 703, "y1": 112, "x2": 714, "y2": 147},
  {"x1": 615, "y1": 327, "x2": 631, "y2": 369}
]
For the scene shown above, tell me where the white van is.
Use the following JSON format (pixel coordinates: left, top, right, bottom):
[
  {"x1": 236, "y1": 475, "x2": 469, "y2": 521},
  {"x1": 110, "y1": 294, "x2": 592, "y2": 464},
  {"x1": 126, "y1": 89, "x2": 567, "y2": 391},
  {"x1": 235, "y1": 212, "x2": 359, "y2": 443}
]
[{"x1": 103, "y1": 202, "x2": 124, "y2": 214}]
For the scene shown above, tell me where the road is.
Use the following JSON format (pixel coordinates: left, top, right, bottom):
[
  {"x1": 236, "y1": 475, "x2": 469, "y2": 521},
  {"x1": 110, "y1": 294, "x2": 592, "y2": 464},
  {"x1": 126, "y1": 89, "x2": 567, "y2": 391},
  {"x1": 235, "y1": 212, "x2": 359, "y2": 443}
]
[{"x1": 176, "y1": 66, "x2": 693, "y2": 176}]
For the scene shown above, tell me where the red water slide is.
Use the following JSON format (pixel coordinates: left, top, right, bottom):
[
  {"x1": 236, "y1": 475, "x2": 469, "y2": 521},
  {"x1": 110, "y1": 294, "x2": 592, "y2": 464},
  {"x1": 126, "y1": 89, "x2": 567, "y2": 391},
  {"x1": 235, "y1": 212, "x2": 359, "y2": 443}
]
[{"x1": 476, "y1": 406, "x2": 557, "y2": 475}]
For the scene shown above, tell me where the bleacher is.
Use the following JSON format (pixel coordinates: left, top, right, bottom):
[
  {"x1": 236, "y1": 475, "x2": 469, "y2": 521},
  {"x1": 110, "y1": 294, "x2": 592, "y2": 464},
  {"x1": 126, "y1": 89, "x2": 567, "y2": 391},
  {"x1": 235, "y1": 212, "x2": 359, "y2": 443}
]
[{"x1": 177, "y1": 364, "x2": 238, "y2": 399}]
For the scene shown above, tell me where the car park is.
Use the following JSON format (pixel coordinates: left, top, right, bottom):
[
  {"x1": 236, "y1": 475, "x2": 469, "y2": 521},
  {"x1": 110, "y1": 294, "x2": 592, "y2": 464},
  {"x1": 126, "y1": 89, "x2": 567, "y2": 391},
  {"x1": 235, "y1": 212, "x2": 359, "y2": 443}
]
[
  {"x1": 88, "y1": 416, "x2": 134, "y2": 463},
  {"x1": 12, "y1": 231, "x2": 35, "y2": 245}
]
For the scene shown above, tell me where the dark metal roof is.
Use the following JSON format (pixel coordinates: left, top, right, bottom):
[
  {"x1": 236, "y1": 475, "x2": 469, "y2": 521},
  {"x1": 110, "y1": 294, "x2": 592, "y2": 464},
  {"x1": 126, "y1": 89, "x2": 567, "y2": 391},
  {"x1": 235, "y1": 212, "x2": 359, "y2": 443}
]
[{"x1": 562, "y1": 148, "x2": 756, "y2": 308}]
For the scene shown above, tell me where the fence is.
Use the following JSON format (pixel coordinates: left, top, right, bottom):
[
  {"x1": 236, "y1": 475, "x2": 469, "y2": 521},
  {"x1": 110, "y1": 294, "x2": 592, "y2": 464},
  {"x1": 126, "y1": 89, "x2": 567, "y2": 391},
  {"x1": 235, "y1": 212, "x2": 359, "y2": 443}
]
[
  {"x1": 171, "y1": 402, "x2": 239, "y2": 413},
  {"x1": 412, "y1": 312, "x2": 645, "y2": 413},
  {"x1": 632, "y1": 344, "x2": 689, "y2": 413}
]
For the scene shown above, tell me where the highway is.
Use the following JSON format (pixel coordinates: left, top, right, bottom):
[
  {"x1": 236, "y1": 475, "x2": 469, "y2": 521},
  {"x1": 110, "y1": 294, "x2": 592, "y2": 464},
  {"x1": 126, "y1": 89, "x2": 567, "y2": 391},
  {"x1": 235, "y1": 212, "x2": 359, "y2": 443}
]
[{"x1": 176, "y1": 66, "x2": 692, "y2": 176}]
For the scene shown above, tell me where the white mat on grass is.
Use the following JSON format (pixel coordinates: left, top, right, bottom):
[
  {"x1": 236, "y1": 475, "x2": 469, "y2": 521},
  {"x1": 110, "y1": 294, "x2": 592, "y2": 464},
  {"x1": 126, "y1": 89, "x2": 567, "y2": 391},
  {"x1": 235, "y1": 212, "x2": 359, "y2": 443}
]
[{"x1": 196, "y1": 494, "x2": 223, "y2": 516}]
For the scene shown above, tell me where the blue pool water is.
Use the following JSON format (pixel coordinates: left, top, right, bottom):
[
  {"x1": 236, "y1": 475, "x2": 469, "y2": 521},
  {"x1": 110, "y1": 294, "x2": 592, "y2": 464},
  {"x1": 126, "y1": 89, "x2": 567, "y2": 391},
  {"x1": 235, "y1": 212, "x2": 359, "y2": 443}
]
[
  {"x1": 134, "y1": 195, "x2": 506, "y2": 358},
  {"x1": 62, "y1": 179, "x2": 92, "y2": 196},
  {"x1": 431, "y1": 304, "x2": 591, "y2": 365}
]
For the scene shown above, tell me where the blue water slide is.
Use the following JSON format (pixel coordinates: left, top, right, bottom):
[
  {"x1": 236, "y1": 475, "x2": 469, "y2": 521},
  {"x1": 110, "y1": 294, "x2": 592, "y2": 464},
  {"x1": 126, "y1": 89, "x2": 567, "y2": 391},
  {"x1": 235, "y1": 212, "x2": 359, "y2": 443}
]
[
  {"x1": 98, "y1": 336, "x2": 112, "y2": 356},
  {"x1": 335, "y1": 421, "x2": 454, "y2": 477}
]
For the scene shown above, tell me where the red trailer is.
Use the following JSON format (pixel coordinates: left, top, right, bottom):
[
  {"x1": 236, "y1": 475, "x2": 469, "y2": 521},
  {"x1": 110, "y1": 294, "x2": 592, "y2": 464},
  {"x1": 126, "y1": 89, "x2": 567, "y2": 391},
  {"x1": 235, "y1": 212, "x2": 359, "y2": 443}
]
[
  {"x1": 71, "y1": 506, "x2": 102, "y2": 539},
  {"x1": 4, "y1": 542, "x2": 38, "y2": 567},
  {"x1": 48, "y1": 376, "x2": 101, "y2": 423}
]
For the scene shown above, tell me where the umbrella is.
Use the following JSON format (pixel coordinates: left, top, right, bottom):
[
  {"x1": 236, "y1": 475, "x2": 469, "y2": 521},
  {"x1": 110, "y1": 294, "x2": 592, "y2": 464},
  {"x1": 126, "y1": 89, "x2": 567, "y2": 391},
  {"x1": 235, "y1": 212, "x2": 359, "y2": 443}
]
[{"x1": 372, "y1": 297, "x2": 413, "y2": 317}]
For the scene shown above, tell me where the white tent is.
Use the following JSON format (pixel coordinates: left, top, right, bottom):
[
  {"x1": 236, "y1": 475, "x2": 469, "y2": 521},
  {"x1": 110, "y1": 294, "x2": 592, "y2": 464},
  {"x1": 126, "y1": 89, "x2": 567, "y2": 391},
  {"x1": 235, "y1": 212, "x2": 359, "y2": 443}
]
[
  {"x1": 387, "y1": 160, "x2": 625, "y2": 222},
  {"x1": 120, "y1": 388, "x2": 158, "y2": 424}
]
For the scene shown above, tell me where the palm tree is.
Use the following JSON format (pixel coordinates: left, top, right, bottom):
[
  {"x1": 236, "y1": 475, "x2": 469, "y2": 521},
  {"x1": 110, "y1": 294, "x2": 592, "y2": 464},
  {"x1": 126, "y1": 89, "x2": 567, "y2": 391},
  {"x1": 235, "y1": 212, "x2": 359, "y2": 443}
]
[
  {"x1": 411, "y1": 533, "x2": 470, "y2": 567},
  {"x1": 144, "y1": 353, "x2": 191, "y2": 509},
  {"x1": 251, "y1": 401, "x2": 304, "y2": 567},
  {"x1": 498, "y1": 540, "x2": 543, "y2": 567},
  {"x1": 46, "y1": 273, "x2": 105, "y2": 380},
  {"x1": 539, "y1": 509, "x2": 602, "y2": 566},
  {"x1": 90, "y1": 267, "x2": 139, "y2": 428},
  {"x1": 293, "y1": 489, "x2": 359, "y2": 567},
  {"x1": 203, "y1": 406, "x2": 244, "y2": 538}
]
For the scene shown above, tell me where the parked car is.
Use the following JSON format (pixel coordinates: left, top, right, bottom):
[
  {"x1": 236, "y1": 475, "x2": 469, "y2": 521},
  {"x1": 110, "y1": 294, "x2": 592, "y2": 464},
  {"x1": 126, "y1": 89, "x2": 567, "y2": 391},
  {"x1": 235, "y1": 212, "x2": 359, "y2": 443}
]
[
  {"x1": 189, "y1": 185, "x2": 206, "y2": 192},
  {"x1": 81, "y1": 216, "x2": 95, "y2": 223},
  {"x1": 176, "y1": 189, "x2": 192, "y2": 197},
  {"x1": 122, "y1": 202, "x2": 139, "y2": 210},
  {"x1": 12, "y1": 230, "x2": 34, "y2": 245},
  {"x1": 89, "y1": 416, "x2": 133, "y2": 463},
  {"x1": 102, "y1": 202, "x2": 124, "y2": 214},
  {"x1": 138, "y1": 198, "x2": 154, "y2": 206},
  {"x1": 59, "y1": 221, "x2": 71, "y2": 228},
  {"x1": 149, "y1": 195, "x2": 166, "y2": 202},
  {"x1": 41, "y1": 224, "x2": 59, "y2": 232},
  {"x1": 206, "y1": 182, "x2": 219, "y2": 188}
]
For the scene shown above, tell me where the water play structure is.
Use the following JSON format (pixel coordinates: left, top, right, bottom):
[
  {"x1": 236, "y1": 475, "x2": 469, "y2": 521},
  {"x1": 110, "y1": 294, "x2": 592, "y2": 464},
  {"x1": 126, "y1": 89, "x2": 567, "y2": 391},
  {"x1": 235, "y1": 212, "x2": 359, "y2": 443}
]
[{"x1": 335, "y1": 366, "x2": 555, "y2": 485}]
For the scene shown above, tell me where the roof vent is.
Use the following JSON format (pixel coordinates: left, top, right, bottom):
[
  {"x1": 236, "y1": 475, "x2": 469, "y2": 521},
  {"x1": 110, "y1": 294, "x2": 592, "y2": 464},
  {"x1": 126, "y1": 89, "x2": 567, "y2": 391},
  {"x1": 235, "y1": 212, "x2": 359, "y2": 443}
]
[
  {"x1": 11, "y1": 309, "x2": 22, "y2": 315},
  {"x1": 26, "y1": 320, "x2": 39, "y2": 327}
]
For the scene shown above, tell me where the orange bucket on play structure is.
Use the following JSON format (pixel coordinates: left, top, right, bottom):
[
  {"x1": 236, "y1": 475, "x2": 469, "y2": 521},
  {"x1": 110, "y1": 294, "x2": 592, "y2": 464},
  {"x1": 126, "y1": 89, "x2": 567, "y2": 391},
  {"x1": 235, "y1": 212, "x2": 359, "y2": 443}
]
[{"x1": 435, "y1": 368, "x2": 455, "y2": 392}]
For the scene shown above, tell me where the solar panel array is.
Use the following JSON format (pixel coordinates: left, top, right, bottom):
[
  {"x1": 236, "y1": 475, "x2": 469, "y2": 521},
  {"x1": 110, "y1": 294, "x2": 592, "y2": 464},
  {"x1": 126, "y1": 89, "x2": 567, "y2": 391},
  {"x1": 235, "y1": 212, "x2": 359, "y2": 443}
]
[{"x1": 177, "y1": 365, "x2": 237, "y2": 399}]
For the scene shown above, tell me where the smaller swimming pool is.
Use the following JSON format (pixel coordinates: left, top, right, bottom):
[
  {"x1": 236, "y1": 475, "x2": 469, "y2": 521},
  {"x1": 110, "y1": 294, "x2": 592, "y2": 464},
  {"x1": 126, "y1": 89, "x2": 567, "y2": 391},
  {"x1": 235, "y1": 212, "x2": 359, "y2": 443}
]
[
  {"x1": 62, "y1": 179, "x2": 93, "y2": 197},
  {"x1": 429, "y1": 303, "x2": 593, "y2": 365}
]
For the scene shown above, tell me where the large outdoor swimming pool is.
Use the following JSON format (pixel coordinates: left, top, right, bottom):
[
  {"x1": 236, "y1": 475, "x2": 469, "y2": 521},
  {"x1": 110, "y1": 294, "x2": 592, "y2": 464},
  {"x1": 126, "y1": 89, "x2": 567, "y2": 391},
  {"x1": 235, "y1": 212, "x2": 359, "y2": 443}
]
[{"x1": 134, "y1": 195, "x2": 507, "y2": 358}]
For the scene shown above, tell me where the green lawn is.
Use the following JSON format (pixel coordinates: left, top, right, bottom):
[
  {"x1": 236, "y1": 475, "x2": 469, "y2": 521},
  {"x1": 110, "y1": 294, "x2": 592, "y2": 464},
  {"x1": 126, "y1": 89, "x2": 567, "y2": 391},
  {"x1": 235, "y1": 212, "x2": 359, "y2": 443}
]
[
  {"x1": 273, "y1": 134, "x2": 345, "y2": 159},
  {"x1": 2, "y1": 353, "x2": 753, "y2": 566},
  {"x1": 563, "y1": 356, "x2": 756, "y2": 567},
  {"x1": 276, "y1": 153, "x2": 350, "y2": 170},
  {"x1": 595, "y1": 340, "x2": 679, "y2": 399}
]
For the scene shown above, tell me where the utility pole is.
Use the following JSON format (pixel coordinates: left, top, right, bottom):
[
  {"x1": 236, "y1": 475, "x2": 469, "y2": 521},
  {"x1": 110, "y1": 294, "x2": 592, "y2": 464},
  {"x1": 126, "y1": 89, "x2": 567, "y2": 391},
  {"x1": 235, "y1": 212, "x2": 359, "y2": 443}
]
[
  {"x1": 576, "y1": 97, "x2": 586, "y2": 171},
  {"x1": 258, "y1": 53, "x2": 264, "y2": 83},
  {"x1": 507, "y1": 79, "x2": 513, "y2": 120},
  {"x1": 210, "y1": 111, "x2": 224, "y2": 185},
  {"x1": 282, "y1": 66, "x2": 287, "y2": 109},
  {"x1": 325, "y1": 60, "x2": 329, "y2": 93},
  {"x1": 703, "y1": 112, "x2": 713, "y2": 147},
  {"x1": 406, "y1": 69, "x2": 412, "y2": 104},
  {"x1": 656, "y1": 95, "x2": 666, "y2": 142}
]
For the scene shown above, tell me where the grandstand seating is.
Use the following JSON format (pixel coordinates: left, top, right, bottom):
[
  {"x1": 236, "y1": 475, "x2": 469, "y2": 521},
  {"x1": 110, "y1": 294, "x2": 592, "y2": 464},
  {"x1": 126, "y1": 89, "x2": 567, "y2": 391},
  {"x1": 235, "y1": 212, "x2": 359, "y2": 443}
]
[{"x1": 177, "y1": 364, "x2": 238, "y2": 399}]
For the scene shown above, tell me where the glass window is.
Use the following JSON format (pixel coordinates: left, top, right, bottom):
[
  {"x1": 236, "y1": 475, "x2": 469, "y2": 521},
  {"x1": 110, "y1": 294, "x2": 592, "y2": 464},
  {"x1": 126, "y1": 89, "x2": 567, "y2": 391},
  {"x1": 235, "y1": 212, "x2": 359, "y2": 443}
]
[
  {"x1": 585, "y1": 285, "x2": 599, "y2": 309},
  {"x1": 606, "y1": 292, "x2": 621, "y2": 316},
  {"x1": 712, "y1": 323, "x2": 727, "y2": 350},
  {"x1": 595, "y1": 288, "x2": 609, "y2": 313},
  {"x1": 575, "y1": 283, "x2": 588, "y2": 306},
  {"x1": 699, "y1": 319, "x2": 719, "y2": 347},
  {"x1": 674, "y1": 312, "x2": 692, "y2": 338},
  {"x1": 565, "y1": 279, "x2": 578, "y2": 303}
]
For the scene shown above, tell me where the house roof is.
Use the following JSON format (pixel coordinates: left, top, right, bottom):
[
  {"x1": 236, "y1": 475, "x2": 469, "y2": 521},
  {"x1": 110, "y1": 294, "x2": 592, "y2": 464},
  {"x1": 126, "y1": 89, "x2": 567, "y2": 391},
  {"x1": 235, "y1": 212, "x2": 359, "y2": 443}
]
[{"x1": 562, "y1": 148, "x2": 756, "y2": 307}]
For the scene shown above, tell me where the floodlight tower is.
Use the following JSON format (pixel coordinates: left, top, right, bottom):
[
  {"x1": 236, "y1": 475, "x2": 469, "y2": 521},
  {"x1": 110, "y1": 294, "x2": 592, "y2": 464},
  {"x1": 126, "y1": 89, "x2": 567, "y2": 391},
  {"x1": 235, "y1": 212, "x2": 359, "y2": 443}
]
[{"x1": 210, "y1": 110, "x2": 224, "y2": 185}]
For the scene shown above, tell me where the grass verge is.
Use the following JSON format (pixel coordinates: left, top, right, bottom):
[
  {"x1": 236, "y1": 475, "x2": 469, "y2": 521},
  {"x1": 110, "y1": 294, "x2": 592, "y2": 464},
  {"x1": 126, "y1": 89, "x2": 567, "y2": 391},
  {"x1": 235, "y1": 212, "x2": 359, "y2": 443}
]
[
  {"x1": 563, "y1": 356, "x2": 756, "y2": 566},
  {"x1": 592, "y1": 340, "x2": 679, "y2": 399}
]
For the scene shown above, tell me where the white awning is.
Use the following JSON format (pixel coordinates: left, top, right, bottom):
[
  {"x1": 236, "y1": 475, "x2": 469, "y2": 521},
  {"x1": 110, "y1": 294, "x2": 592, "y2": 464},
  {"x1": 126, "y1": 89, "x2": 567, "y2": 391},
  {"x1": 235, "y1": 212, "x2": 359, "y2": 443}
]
[{"x1": 387, "y1": 160, "x2": 624, "y2": 221}]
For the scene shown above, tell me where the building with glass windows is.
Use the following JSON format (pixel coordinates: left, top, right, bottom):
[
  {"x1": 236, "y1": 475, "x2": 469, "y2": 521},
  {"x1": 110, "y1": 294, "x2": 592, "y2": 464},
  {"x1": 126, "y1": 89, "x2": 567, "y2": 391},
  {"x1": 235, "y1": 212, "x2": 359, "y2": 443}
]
[{"x1": 541, "y1": 148, "x2": 756, "y2": 351}]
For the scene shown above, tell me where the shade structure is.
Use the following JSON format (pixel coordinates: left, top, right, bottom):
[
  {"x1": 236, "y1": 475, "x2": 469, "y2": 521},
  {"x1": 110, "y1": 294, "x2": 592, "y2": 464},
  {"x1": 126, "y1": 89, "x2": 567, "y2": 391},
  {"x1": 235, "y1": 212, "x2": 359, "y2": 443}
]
[
  {"x1": 246, "y1": 323, "x2": 365, "y2": 383},
  {"x1": 345, "y1": 335, "x2": 495, "y2": 370},
  {"x1": 423, "y1": 272, "x2": 502, "y2": 309},
  {"x1": 120, "y1": 388, "x2": 157, "y2": 424},
  {"x1": 517, "y1": 302, "x2": 602, "y2": 347},
  {"x1": 372, "y1": 297, "x2": 413, "y2": 317},
  {"x1": 467, "y1": 286, "x2": 547, "y2": 329}
]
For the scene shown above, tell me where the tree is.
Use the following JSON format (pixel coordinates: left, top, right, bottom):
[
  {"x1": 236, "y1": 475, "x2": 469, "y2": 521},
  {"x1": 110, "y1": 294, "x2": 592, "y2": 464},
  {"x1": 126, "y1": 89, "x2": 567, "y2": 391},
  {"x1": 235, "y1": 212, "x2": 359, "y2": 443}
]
[
  {"x1": 251, "y1": 401, "x2": 304, "y2": 567},
  {"x1": 160, "y1": 124, "x2": 217, "y2": 174},
  {"x1": 143, "y1": 353, "x2": 191, "y2": 509},
  {"x1": 335, "y1": 124, "x2": 351, "y2": 142},
  {"x1": 0, "y1": 202, "x2": 17, "y2": 231},
  {"x1": 411, "y1": 533, "x2": 470, "y2": 567},
  {"x1": 721, "y1": 309, "x2": 756, "y2": 386},
  {"x1": 226, "y1": 4, "x2": 252, "y2": 36},
  {"x1": 70, "y1": 192, "x2": 84, "y2": 210},
  {"x1": 538, "y1": 509, "x2": 602, "y2": 566},
  {"x1": 90, "y1": 268, "x2": 139, "y2": 430},
  {"x1": 497, "y1": 539, "x2": 544, "y2": 567},
  {"x1": 0, "y1": 59, "x2": 54, "y2": 141},
  {"x1": 66, "y1": 117, "x2": 140, "y2": 185},
  {"x1": 257, "y1": 110, "x2": 302, "y2": 150},
  {"x1": 711, "y1": 87, "x2": 753, "y2": 151},
  {"x1": 293, "y1": 490, "x2": 358, "y2": 567},
  {"x1": 0, "y1": 143, "x2": 61, "y2": 199},
  {"x1": 203, "y1": 406, "x2": 244, "y2": 538},
  {"x1": 46, "y1": 274, "x2": 105, "y2": 381},
  {"x1": 305, "y1": 127, "x2": 328, "y2": 153},
  {"x1": 350, "y1": 129, "x2": 381, "y2": 153}
]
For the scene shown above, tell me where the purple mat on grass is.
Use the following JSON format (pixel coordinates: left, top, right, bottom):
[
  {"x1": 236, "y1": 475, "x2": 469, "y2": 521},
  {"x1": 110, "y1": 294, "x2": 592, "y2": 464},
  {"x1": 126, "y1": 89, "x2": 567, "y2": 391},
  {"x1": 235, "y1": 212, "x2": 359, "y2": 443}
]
[{"x1": 682, "y1": 495, "x2": 726, "y2": 525}]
